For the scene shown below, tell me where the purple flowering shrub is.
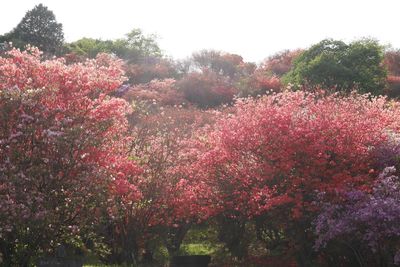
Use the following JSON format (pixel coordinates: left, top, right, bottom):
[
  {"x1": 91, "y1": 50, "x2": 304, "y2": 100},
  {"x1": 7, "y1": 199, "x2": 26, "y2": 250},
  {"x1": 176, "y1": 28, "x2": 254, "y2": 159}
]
[
  {"x1": 315, "y1": 167, "x2": 400, "y2": 266},
  {"x1": 373, "y1": 136, "x2": 400, "y2": 171}
]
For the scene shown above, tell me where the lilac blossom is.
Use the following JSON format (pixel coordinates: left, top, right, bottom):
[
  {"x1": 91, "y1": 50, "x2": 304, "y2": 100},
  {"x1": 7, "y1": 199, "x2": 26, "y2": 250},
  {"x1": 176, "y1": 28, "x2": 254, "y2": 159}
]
[
  {"x1": 315, "y1": 167, "x2": 400, "y2": 265},
  {"x1": 374, "y1": 136, "x2": 400, "y2": 170}
]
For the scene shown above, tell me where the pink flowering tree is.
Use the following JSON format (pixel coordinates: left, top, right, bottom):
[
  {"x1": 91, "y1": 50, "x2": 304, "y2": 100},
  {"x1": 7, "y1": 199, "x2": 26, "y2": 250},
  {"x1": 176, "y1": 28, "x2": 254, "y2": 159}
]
[
  {"x1": 191, "y1": 91, "x2": 400, "y2": 265},
  {"x1": 123, "y1": 78, "x2": 185, "y2": 107},
  {"x1": 262, "y1": 49, "x2": 303, "y2": 77},
  {"x1": 107, "y1": 105, "x2": 216, "y2": 262},
  {"x1": 0, "y1": 47, "x2": 140, "y2": 266},
  {"x1": 177, "y1": 71, "x2": 237, "y2": 108}
]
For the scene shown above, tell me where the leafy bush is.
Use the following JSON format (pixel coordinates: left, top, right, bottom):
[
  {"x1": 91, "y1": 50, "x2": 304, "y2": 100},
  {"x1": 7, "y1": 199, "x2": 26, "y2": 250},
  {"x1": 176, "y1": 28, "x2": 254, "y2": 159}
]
[
  {"x1": 0, "y1": 47, "x2": 140, "y2": 266},
  {"x1": 284, "y1": 39, "x2": 387, "y2": 95},
  {"x1": 315, "y1": 167, "x2": 400, "y2": 266},
  {"x1": 177, "y1": 71, "x2": 236, "y2": 108},
  {"x1": 189, "y1": 90, "x2": 400, "y2": 265}
]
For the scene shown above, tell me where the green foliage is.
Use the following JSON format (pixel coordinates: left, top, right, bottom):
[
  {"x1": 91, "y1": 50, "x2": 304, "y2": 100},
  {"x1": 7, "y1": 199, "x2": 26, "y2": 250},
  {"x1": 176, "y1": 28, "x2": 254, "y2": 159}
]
[
  {"x1": 179, "y1": 226, "x2": 222, "y2": 256},
  {"x1": 65, "y1": 38, "x2": 114, "y2": 58},
  {"x1": 284, "y1": 38, "x2": 387, "y2": 95},
  {"x1": 66, "y1": 28, "x2": 161, "y2": 63},
  {"x1": 178, "y1": 225, "x2": 232, "y2": 266},
  {"x1": 1, "y1": 4, "x2": 64, "y2": 54},
  {"x1": 179, "y1": 244, "x2": 216, "y2": 255},
  {"x1": 115, "y1": 29, "x2": 162, "y2": 61}
]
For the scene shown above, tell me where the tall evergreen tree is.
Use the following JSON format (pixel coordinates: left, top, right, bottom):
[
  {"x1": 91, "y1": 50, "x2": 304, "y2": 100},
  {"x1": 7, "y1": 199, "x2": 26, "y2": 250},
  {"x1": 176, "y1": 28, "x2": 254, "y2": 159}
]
[{"x1": 1, "y1": 4, "x2": 64, "y2": 54}]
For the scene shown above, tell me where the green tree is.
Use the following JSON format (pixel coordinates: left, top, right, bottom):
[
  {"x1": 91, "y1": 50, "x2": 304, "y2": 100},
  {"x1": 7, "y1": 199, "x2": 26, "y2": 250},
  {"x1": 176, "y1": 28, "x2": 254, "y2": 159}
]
[
  {"x1": 65, "y1": 28, "x2": 161, "y2": 63},
  {"x1": 114, "y1": 28, "x2": 162, "y2": 62},
  {"x1": 1, "y1": 4, "x2": 64, "y2": 54},
  {"x1": 65, "y1": 38, "x2": 114, "y2": 58},
  {"x1": 284, "y1": 39, "x2": 387, "y2": 95}
]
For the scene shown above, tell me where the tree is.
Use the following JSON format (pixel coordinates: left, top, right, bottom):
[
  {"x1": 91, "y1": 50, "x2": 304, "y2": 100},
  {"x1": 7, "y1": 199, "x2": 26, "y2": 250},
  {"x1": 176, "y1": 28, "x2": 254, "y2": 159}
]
[
  {"x1": 189, "y1": 50, "x2": 256, "y2": 80},
  {"x1": 284, "y1": 39, "x2": 387, "y2": 95},
  {"x1": 1, "y1": 4, "x2": 64, "y2": 54},
  {"x1": 123, "y1": 58, "x2": 179, "y2": 84},
  {"x1": 66, "y1": 28, "x2": 162, "y2": 63},
  {"x1": 177, "y1": 70, "x2": 237, "y2": 108},
  {"x1": 64, "y1": 38, "x2": 114, "y2": 58},
  {"x1": 384, "y1": 50, "x2": 400, "y2": 97},
  {"x1": 237, "y1": 70, "x2": 282, "y2": 97},
  {"x1": 385, "y1": 50, "x2": 400, "y2": 77},
  {"x1": 123, "y1": 79, "x2": 185, "y2": 106},
  {"x1": 262, "y1": 49, "x2": 303, "y2": 77},
  {"x1": 0, "y1": 47, "x2": 140, "y2": 266},
  {"x1": 103, "y1": 102, "x2": 215, "y2": 264},
  {"x1": 115, "y1": 29, "x2": 161, "y2": 61},
  {"x1": 191, "y1": 90, "x2": 400, "y2": 265},
  {"x1": 64, "y1": 29, "x2": 170, "y2": 83}
]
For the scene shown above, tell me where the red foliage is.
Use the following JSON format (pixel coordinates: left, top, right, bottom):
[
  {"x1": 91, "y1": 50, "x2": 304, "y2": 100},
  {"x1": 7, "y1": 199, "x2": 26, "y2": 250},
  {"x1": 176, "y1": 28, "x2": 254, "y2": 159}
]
[
  {"x1": 250, "y1": 71, "x2": 282, "y2": 94},
  {"x1": 105, "y1": 104, "x2": 216, "y2": 259},
  {"x1": 131, "y1": 107, "x2": 217, "y2": 225},
  {"x1": 124, "y1": 58, "x2": 177, "y2": 84},
  {"x1": 123, "y1": 78, "x2": 185, "y2": 106},
  {"x1": 63, "y1": 52, "x2": 86, "y2": 64},
  {"x1": 192, "y1": 91, "x2": 400, "y2": 219},
  {"x1": 186, "y1": 90, "x2": 400, "y2": 263},
  {"x1": 384, "y1": 50, "x2": 400, "y2": 76},
  {"x1": 387, "y1": 75, "x2": 400, "y2": 97},
  {"x1": 262, "y1": 49, "x2": 303, "y2": 77},
  {"x1": 0, "y1": 47, "x2": 140, "y2": 262},
  {"x1": 383, "y1": 51, "x2": 400, "y2": 97},
  {"x1": 178, "y1": 71, "x2": 237, "y2": 108},
  {"x1": 191, "y1": 50, "x2": 256, "y2": 80},
  {"x1": 388, "y1": 75, "x2": 400, "y2": 83},
  {"x1": 237, "y1": 68, "x2": 282, "y2": 97},
  {"x1": 236, "y1": 49, "x2": 301, "y2": 97}
]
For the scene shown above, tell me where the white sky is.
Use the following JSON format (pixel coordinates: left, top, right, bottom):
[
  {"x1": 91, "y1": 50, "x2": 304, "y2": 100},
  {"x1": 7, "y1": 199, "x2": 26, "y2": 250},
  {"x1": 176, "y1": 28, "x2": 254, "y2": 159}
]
[{"x1": 1, "y1": 0, "x2": 399, "y2": 63}]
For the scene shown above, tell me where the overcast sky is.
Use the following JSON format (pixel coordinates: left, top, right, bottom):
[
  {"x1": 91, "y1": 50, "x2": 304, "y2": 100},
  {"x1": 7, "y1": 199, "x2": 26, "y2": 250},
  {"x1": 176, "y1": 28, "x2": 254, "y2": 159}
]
[{"x1": 1, "y1": 0, "x2": 399, "y2": 62}]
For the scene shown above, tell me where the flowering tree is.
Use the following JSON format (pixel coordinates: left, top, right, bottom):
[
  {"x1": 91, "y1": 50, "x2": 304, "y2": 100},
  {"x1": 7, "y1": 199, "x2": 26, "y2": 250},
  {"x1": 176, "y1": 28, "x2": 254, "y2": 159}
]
[
  {"x1": 384, "y1": 50, "x2": 400, "y2": 97},
  {"x1": 191, "y1": 91, "x2": 400, "y2": 265},
  {"x1": 237, "y1": 50, "x2": 301, "y2": 97},
  {"x1": 315, "y1": 167, "x2": 400, "y2": 267},
  {"x1": 177, "y1": 71, "x2": 237, "y2": 108},
  {"x1": 385, "y1": 50, "x2": 400, "y2": 77},
  {"x1": 237, "y1": 70, "x2": 282, "y2": 97},
  {"x1": 0, "y1": 47, "x2": 140, "y2": 265},
  {"x1": 134, "y1": 106, "x2": 215, "y2": 256},
  {"x1": 101, "y1": 104, "x2": 216, "y2": 264},
  {"x1": 123, "y1": 79, "x2": 185, "y2": 107},
  {"x1": 124, "y1": 58, "x2": 179, "y2": 84},
  {"x1": 235, "y1": 49, "x2": 302, "y2": 97},
  {"x1": 190, "y1": 50, "x2": 256, "y2": 80},
  {"x1": 262, "y1": 49, "x2": 302, "y2": 77}
]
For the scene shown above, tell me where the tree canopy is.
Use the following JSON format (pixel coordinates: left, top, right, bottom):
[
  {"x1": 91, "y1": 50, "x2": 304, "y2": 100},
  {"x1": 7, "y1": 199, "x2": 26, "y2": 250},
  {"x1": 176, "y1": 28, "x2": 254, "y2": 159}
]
[
  {"x1": 66, "y1": 28, "x2": 162, "y2": 63},
  {"x1": 0, "y1": 4, "x2": 64, "y2": 54},
  {"x1": 284, "y1": 39, "x2": 387, "y2": 95}
]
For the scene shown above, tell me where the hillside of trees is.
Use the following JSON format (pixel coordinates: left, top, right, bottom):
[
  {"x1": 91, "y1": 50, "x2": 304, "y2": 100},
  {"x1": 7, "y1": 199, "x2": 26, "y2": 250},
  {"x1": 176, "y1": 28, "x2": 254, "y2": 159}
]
[{"x1": 2, "y1": 4, "x2": 400, "y2": 267}]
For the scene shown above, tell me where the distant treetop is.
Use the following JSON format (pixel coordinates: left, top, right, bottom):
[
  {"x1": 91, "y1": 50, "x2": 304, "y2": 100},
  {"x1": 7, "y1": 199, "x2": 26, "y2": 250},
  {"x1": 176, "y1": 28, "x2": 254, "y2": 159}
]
[
  {"x1": 283, "y1": 38, "x2": 387, "y2": 95},
  {"x1": 0, "y1": 4, "x2": 64, "y2": 54},
  {"x1": 66, "y1": 28, "x2": 162, "y2": 63}
]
